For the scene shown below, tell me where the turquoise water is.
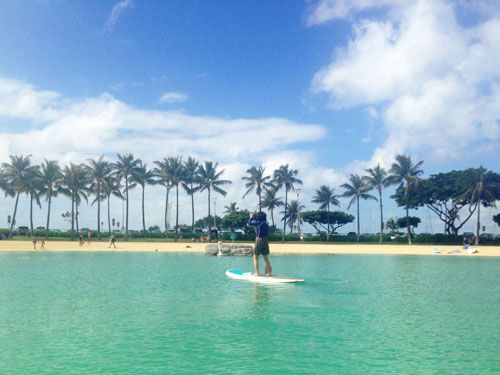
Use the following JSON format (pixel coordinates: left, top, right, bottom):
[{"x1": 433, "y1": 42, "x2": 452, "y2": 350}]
[{"x1": 0, "y1": 252, "x2": 499, "y2": 374}]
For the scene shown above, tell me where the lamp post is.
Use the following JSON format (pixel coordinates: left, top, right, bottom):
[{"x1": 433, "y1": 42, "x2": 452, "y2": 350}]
[{"x1": 296, "y1": 188, "x2": 301, "y2": 240}]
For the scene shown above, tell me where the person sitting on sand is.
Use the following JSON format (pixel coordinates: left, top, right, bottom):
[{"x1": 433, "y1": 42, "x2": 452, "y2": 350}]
[
  {"x1": 248, "y1": 211, "x2": 272, "y2": 276},
  {"x1": 109, "y1": 234, "x2": 116, "y2": 249}
]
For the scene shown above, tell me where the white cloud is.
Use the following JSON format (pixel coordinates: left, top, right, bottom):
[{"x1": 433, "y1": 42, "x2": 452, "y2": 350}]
[
  {"x1": 309, "y1": 0, "x2": 500, "y2": 163},
  {"x1": 0, "y1": 76, "x2": 333, "y2": 229},
  {"x1": 103, "y1": 0, "x2": 134, "y2": 32},
  {"x1": 159, "y1": 91, "x2": 188, "y2": 104}
]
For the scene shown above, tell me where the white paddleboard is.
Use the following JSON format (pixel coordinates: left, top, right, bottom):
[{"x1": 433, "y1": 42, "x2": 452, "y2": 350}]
[{"x1": 225, "y1": 269, "x2": 304, "y2": 284}]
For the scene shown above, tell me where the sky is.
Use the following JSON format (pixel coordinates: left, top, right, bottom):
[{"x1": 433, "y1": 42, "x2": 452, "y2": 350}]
[{"x1": 0, "y1": 0, "x2": 499, "y2": 234}]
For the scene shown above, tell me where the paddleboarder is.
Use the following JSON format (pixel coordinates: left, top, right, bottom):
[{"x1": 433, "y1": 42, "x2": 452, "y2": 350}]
[{"x1": 248, "y1": 211, "x2": 272, "y2": 276}]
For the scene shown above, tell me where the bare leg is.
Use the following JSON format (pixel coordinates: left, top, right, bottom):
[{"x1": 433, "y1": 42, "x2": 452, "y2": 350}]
[
  {"x1": 263, "y1": 255, "x2": 272, "y2": 276},
  {"x1": 253, "y1": 254, "x2": 259, "y2": 276}
]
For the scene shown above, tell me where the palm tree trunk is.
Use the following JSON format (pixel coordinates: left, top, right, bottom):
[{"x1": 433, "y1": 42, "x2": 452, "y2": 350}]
[
  {"x1": 164, "y1": 188, "x2": 170, "y2": 233},
  {"x1": 97, "y1": 185, "x2": 101, "y2": 241},
  {"x1": 282, "y1": 189, "x2": 288, "y2": 242},
  {"x1": 107, "y1": 197, "x2": 111, "y2": 235},
  {"x1": 9, "y1": 192, "x2": 20, "y2": 238},
  {"x1": 379, "y1": 189, "x2": 383, "y2": 244},
  {"x1": 46, "y1": 194, "x2": 52, "y2": 239},
  {"x1": 356, "y1": 196, "x2": 360, "y2": 242},
  {"x1": 327, "y1": 203, "x2": 331, "y2": 241},
  {"x1": 270, "y1": 209, "x2": 275, "y2": 227},
  {"x1": 207, "y1": 188, "x2": 212, "y2": 234},
  {"x1": 125, "y1": 179, "x2": 129, "y2": 241},
  {"x1": 258, "y1": 193, "x2": 262, "y2": 212},
  {"x1": 142, "y1": 185, "x2": 146, "y2": 236},
  {"x1": 475, "y1": 202, "x2": 480, "y2": 246},
  {"x1": 71, "y1": 193, "x2": 75, "y2": 240},
  {"x1": 190, "y1": 182, "x2": 195, "y2": 235},
  {"x1": 406, "y1": 185, "x2": 411, "y2": 245},
  {"x1": 76, "y1": 202, "x2": 80, "y2": 234},
  {"x1": 175, "y1": 184, "x2": 179, "y2": 240},
  {"x1": 30, "y1": 193, "x2": 34, "y2": 236}
]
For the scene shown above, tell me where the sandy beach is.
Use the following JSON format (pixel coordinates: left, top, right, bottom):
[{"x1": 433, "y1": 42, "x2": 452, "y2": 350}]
[{"x1": 1, "y1": 240, "x2": 499, "y2": 257}]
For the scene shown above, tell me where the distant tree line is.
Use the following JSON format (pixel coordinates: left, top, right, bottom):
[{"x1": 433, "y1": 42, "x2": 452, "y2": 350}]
[{"x1": 1, "y1": 153, "x2": 498, "y2": 245}]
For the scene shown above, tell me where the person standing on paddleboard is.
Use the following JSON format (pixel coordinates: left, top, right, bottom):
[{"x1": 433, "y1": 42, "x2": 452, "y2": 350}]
[{"x1": 248, "y1": 211, "x2": 272, "y2": 276}]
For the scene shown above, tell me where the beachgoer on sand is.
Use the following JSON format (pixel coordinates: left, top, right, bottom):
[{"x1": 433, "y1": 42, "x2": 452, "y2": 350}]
[
  {"x1": 87, "y1": 231, "x2": 92, "y2": 245},
  {"x1": 78, "y1": 233, "x2": 84, "y2": 246},
  {"x1": 248, "y1": 211, "x2": 272, "y2": 276},
  {"x1": 41, "y1": 239, "x2": 45, "y2": 250},
  {"x1": 109, "y1": 234, "x2": 116, "y2": 248},
  {"x1": 32, "y1": 236, "x2": 37, "y2": 250}
]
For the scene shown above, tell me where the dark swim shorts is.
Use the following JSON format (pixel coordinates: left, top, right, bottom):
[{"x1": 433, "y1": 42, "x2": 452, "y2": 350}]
[{"x1": 254, "y1": 237, "x2": 270, "y2": 256}]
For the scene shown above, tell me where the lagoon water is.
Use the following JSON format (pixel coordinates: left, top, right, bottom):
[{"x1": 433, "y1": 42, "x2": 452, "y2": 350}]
[{"x1": 0, "y1": 252, "x2": 499, "y2": 374}]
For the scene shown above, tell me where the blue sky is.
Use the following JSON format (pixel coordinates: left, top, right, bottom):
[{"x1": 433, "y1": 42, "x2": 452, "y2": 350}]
[{"x1": 0, "y1": 0, "x2": 499, "y2": 233}]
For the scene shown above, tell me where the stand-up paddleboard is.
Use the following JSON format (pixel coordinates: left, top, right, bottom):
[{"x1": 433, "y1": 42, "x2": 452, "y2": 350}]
[{"x1": 225, "y1": 269, "x2": 304, "y2": 284}]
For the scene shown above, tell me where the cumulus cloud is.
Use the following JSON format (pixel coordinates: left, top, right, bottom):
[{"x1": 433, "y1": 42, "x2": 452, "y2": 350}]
[
  {"x1": 159, "y1": 91, "x2": 188, "y2": 104},
  {"x1": 0, "y1": 76, "x2": 331, "y2": 228},
  {"x1": 103, "y1": 0, "x2": 134, "y2": 32},
  {"x1": 308, "y1": 0, "x2": 500, "y2": 164}
]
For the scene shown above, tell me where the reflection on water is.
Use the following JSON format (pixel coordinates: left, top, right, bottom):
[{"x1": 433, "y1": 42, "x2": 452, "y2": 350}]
[{"x1": 250, "y1": 284, "x2": 271, "y2": 319}]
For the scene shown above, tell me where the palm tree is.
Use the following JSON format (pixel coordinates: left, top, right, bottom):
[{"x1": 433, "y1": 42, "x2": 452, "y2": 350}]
[
  {"x1": 61, "y1": 163, "x2": 89, "y2": 240},
  {"x1": 40, "y1": 160, "x2": 62, "y2": 238},
  {"x1": 461, "y1": 167, "x2": 496, "y2": 246},
  {"x1": 224, "y1": 202, "x2": 238, "y2": 214},
  {"x1": 341, "y1": 174, "x2": 377, "y2": 242},
  {"x1": 165, "y1": 157, "x2": 184, "y2": 240},
  {"x1": 386, "y1": 155, "x2": 424, "y2": 244},
  {"x1": 102, "y1": 175, "x2": 124, "y2": 235},
  {"x1": 261, "y1": 187, "x2": 284, "y2": 227},
  {"x1": 311, "y1": 185, "x2": 339, "y2": 241},
  {"x1": 242, "y1": 165, "x2": 272, "y2": 211},
  {"x1": 113, "y1": 154, "x2": 140, "y2": 241},
  {"x1": 364, "y1": 164, "x2": 390, "y2": 244},
  {"x1": 181, "y1": 157, "x2": 200, "y2": 234},
  {"x1": 281, "y1": 200, "x2": 304, "y2": 234},
  {"x1": 154, "y1": 158, "x2": 174, "y2": 233},
  {"x1": 197, "y1": 161, "x2": 232, "y2": 236},
  {"x1": 131, "y1": 161, "x2": 157, "y2": 236},
  {"x1": 273, "y1": 165, "x2": 302, "y2": 241},
  {"x1": 2, "y1": 154, "x2": 37, "y2": 238},
  {"x1": 25, "y1": 167, "x2": 42, "y2": 235},
  {"x1": 86, "y1": 156, "x2": 111, "y2": 240}
]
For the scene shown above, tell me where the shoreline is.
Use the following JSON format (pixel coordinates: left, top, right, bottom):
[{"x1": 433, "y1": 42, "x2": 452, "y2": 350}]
[{"x1": 1, "y1": 240, "x2": 499, "y2": 257}]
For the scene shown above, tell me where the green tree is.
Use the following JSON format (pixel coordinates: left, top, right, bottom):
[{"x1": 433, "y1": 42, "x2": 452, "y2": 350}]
[
  {"x1": 40, "y1": 160, "x2": 62, "y2": 238},
  {"x1": 273, "y1": 165, "x2": 302, "y2": 241},
  {"x1": 301, "y1": 210, "x2": 354, "y2": 235},
  {"x1": 154, "y1": 158, "x2": 174, "y2": 232},
  {"x1": 166, "y1": 157, "x2": 184, "y2": 239},
  {"x1": 386, "y1": 154, "x2": 424, "y2": 244},
  {"x1": 281, "y1": 200, "x2": 304, "y2": 234},
  {"x1": 102, "y1": 175, "x2": 124, "y2": 234},
  {"x1": 131, "y1": 161, "x2": 156, "y2": 236},
  {"x1": 311, "y1": 185, "x2": 339, "y2": 241},
  {"x1": 242, "y1": 165, "x2": 272, "y2": 211},
  {"x1": 2, "y1": 154, "x2": 37, "y2": 238},
  {"x1": 340, "y1": 174, "x2": 376, "y2": 242},
  {"x1": 197, "y1": 161, "x2": 232, "y2": 236},
  {"x1": 113, "y1": 154, "x2": 140, "y2": 241},
  {"x1": 364, "y1": 164, "x2": 390, "y2": 243},
  {"x1": 25, "y1": 166, "x2": 42, "y2": 235},
  {"x1": 396, "y1": 216, "x2": 421, "y2": 236},
  {"x1": 222, "y1": 209, "x2": 251, "y2": 234},
  {"x1": 86, "y1": 156, "x2": 111, "y2": 240},
  {"x1": 61, "y1": 163, "x2": 89, "y2": 240},
  {"x1": 261, "y1": 187, "x2": 283, "y2": 227},
  {"x1": 181, "y1": 157, "x2": 200, "y2": 234},
  {"x1": 460, "y1": 167, "x2": 498, "y2": 245}
]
